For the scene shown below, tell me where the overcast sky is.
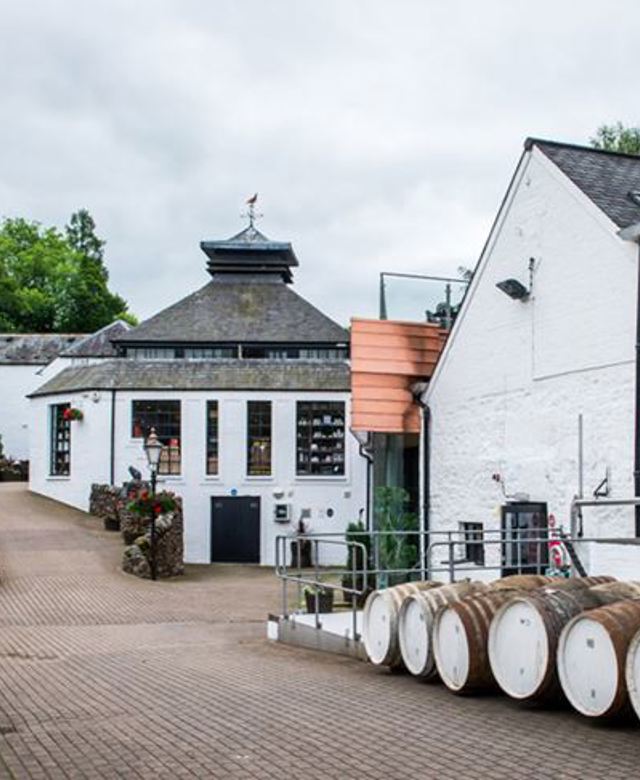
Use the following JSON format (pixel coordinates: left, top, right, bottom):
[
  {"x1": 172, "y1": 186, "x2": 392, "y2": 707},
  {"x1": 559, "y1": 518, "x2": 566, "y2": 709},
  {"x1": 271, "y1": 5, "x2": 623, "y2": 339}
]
[{"x1": 2, "y1": 1, "x2": 639, "y2": 325}]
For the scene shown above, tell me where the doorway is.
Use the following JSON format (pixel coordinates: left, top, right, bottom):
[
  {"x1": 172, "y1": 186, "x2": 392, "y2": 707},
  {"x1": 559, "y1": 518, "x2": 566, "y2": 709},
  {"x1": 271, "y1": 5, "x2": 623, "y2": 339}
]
[
  {"x1": 501, "y1": 502, "x2": 548, "y2": 575},
  {"x1": 211, "y1": 496, "x2": 261, "y2": 563}
]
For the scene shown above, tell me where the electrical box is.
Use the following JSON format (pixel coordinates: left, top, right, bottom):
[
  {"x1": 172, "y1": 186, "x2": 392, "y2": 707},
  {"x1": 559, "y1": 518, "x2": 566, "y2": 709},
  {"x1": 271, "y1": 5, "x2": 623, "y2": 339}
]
[{"x1": 274, "y1": 503, "x2": 292, "y2": 523}]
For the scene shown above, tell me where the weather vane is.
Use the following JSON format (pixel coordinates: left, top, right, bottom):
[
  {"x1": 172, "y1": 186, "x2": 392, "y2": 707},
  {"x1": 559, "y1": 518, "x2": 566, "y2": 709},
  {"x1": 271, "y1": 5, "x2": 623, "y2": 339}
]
[{"x1": 241, "y1": 193, "x2": 263, "y2": 229}]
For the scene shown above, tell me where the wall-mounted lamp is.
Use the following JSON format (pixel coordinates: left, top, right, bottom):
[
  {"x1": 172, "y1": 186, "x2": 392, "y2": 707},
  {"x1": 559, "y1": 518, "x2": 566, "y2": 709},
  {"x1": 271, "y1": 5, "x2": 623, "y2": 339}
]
[
  {"x1": 496, "y1": 278, "x2": 530, "y2": 300},
  {"x1": 496, "y1": 257, "x2": 536, "y2": 302}
]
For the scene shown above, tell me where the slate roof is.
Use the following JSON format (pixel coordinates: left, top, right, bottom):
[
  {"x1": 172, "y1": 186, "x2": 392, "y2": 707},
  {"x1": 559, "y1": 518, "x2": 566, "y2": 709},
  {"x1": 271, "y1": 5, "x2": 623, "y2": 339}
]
[
  {"x1": 0, "y1": 334, "x2": 86, "y2": 365},
  {"x1": 29, "y1": 359, "x2": 351, "y2": 396},
  {"x1": 201, "y1": 225, "x2": 298, "y2": 282},
  {"x1": 528, "y1": 138, "x2": 640, "y2": 228},
  {"x1": 115, "y1": 280, "x2": 348, "y2": 345},
  {"x1": 60, "y1": 320, "x2": 130, "y2": 357}
]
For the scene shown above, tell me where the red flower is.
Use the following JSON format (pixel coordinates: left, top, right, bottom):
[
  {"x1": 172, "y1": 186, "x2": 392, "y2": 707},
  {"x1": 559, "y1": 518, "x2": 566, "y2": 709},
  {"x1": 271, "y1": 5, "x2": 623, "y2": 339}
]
[
  {"x1": 153, "y1": 503, "x2": 162, "y2": 515},
  {"x1": 141, "y1": 491, "x2": 149, "y2": 500}
]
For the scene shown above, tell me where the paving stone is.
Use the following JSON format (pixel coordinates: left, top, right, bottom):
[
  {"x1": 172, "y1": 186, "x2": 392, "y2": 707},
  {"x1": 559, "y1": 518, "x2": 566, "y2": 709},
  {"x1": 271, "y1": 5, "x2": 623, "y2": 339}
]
[{"x1": 0, "y1": 483, "x2": 637, "y2": 778}]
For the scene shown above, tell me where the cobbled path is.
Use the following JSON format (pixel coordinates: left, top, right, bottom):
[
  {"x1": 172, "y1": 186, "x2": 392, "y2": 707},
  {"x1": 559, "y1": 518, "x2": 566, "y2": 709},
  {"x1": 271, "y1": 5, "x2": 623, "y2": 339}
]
[{"x1": 0, "y1": 483, "x2": 638, "y2": 779}]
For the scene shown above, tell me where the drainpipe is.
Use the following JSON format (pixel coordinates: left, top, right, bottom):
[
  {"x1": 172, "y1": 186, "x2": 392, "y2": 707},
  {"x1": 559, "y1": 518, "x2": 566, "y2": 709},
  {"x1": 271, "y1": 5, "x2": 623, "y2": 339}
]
[
  {"x1": 355, "y1": 434, "x2": 374, "y2": 532},
  {"x1": 110, "y1": 389, "x2": 116, "y2": 486},
  {"x1": 635, "y1": 243, "x2": 640, "y2": 536},
  {"x1": 616, "y1": 225, "x2": 640, "y2": 537},
  {"x1": 411, "y1": 382, "x2": 430, "y2": 578}
]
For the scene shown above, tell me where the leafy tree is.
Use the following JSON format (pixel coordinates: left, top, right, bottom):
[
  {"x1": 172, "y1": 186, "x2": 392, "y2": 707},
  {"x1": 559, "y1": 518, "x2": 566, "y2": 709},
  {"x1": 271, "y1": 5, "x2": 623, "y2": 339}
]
[
  {"x1": 66, "y1": 209, "x2": 106, "y2": 274},
  {"x1": 590, "y1": 122, "x2": 640, "y2": 155},
  {"x1": 0, "y1": 212, "x2": 136, "y2": 333},
  {"x1": 374, "y1": 486, "x2": 419, "y2": 586}
]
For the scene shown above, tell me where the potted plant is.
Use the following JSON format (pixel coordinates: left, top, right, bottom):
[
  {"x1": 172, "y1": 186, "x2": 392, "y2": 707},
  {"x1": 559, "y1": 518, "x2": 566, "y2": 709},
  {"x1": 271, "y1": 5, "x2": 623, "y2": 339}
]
[
  {"x1": 127, "y1": 489, "x2": 178, "y2": 519},
  {"x1": 303, "y1": 584, "x2": 334, "y2": 614},
  {"x1": 290, "y1": 517, "x2": 312, "y2": 568},
  {"x1": 375, "y1": 486, "x2": 420, "y2": 587},
  {"x1": 63, "y1": 407, "x2": 84, "y2": 422},
  {"x1": 341, "y1": 520, "x2": 374, "y2": 606}
]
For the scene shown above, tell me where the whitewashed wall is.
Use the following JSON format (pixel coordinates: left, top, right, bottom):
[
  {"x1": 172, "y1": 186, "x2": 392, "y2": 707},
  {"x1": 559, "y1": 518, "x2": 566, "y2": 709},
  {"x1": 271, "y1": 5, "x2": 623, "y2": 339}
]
[
  {"x1": 0, "y1": 357, "x2": 83, "y2": 460},
  {"x1": 425, "y1": 147, "x2": 638, "y2": 555},
  {"x1": 0, "y1": 364, "x2": 49, "y2": 460},
  {"x1": 30, "y1": 388, "x2": 367, "y2": 566}
]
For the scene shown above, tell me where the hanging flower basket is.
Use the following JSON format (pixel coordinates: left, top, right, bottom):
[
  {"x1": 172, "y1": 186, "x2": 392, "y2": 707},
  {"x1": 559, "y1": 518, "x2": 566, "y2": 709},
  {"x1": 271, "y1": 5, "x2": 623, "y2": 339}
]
[
  {"x1": 127, "y1": 489, "x2": 177, "y2": 517},
  {"x1": 63, "y1": 407, "x2": 84, "y2": 422}
]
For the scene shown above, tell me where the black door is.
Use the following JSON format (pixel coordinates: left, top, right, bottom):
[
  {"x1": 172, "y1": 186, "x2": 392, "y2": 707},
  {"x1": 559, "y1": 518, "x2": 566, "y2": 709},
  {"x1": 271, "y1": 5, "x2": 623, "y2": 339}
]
[
  {"x1": 211, "y1": 496, "x2": 261, "y2": 563},
  {"x1": 501, "y1": 502, "x2": 548, "y2": 576}
]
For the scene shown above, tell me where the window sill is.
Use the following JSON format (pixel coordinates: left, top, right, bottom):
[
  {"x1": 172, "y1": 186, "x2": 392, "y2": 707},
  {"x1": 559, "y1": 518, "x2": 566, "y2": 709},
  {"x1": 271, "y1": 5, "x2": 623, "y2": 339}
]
[
  {"x1": 245, "y1": 476, "x2": 274, "y2": 482},
  {"x1": 294, "y1": 476, "x2": 348, "y2": 483},
  {"x1": 47, "y1": 475, "x2": 71, "y2": 481}
]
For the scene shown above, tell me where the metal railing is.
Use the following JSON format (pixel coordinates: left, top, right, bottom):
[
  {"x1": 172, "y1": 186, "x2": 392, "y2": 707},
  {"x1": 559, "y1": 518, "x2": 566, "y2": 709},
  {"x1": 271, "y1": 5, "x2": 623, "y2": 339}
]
[
  {"x1": 275, "y1": 535, "x2": 368, "y2": 641},
  {"x1": 274, "y1": 525, "x2": 640, "y2": 641}
]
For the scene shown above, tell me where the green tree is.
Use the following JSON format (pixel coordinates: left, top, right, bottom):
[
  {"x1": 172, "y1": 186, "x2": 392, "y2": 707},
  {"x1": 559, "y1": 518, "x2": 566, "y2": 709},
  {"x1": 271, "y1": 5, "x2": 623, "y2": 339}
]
[
  {"x1": 66, "y1": 209, "x2": 106, "y2": 274},
  {"x1": 0, "y1": 212, "x2": 136, "y2": 333},
  {"x1": 590, "y1": 122, "x2": 640, "y2": 155}
]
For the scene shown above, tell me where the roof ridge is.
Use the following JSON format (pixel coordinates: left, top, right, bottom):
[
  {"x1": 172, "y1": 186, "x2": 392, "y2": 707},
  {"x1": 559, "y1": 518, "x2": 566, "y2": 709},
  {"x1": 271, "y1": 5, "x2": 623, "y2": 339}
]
[{"x1": 525, "y1": 136, "x2": 640, "y2": 162}]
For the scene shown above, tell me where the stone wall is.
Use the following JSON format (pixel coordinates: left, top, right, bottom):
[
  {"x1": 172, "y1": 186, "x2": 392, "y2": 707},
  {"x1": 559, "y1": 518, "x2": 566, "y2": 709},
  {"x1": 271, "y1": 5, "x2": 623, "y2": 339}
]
[
  {"x1": 89, "y1": 483, "x2": 184, "y2": 579},
  {"x1": 122, "y1": 499, "x2": 184, "y2": 579}
]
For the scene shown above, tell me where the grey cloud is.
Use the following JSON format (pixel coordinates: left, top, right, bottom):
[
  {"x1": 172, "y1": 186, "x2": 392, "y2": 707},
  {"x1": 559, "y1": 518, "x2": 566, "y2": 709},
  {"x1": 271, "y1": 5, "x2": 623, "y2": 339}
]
[{"x1": 1, "y1": 0, "x2": 640, "y2": 325}]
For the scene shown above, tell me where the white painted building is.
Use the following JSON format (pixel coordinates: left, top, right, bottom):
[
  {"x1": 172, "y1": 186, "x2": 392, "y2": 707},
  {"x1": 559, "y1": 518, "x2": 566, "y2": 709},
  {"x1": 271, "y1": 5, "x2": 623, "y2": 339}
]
[
  {"x1": 29, "y1": 222, "x2": 366, "y2": 565},
  {"x1": 422, "y1": 138, "x2": 640, "y2": 577},
  {"x1": 0, "y1": 324, "x2": 128, "y2": 461}
]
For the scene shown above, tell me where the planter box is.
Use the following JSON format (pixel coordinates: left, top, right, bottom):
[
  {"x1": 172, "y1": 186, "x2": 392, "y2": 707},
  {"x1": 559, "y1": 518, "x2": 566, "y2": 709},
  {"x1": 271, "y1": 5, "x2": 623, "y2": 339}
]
[{"x1": 304, "y1": 589, "x2": 334, "y2": 614}]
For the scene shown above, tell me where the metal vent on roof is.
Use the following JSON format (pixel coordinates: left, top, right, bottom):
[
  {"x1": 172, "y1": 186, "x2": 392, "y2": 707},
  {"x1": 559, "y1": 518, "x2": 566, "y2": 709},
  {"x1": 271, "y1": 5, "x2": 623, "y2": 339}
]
[{"x1": 628, "y1": 190, "x2": 640, "y2": 207}]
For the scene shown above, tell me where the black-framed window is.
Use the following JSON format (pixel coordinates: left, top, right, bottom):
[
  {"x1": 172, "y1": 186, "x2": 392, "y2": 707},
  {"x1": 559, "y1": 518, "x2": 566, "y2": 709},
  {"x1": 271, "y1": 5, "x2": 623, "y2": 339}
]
[
  {"x1": 247, "y1": 401, "x2": 271, "y2": 476},
  {"x1": 206, "y1": 401, "x2": 219, "y2": 475},
  {"x1": 296, "y1": 401, "x2": 345, "y2": 476},
  {"x1": 131, "y1": 400, "x2": 181, "y2": 475},
  {"x1": 50, "y1": 403, "x2": 71, "y2": 476},
  {"x1": 460, "y1": 522, "x2": 484, "y2": 566}
]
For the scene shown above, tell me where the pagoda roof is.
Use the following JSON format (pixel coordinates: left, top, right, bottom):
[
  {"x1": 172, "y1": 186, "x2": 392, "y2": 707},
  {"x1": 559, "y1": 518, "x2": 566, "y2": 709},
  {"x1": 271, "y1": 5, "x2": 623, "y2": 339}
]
[
  {"x1": 113, "y1": 280, "x2": 348, "y2": 345},
  {"x1": 201, "y1": 225, "x2": 298, "y2": 282}
]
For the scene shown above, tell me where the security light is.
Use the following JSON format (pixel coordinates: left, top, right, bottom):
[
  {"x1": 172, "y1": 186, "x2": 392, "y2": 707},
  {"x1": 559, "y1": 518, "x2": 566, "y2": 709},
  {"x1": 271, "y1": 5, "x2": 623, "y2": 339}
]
[{"x1": 496, "y1": 278, "x2": 530, "y2": 301}]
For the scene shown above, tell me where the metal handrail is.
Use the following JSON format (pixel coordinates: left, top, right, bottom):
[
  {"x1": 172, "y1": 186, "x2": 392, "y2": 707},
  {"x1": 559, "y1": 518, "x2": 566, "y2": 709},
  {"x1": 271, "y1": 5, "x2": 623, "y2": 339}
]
[
  {"x1": 274, "y1": 526, "x2": 640, "y2": 642},
  {"x1": 275, "y1": 535, "x2": 367, "y2": 641}
]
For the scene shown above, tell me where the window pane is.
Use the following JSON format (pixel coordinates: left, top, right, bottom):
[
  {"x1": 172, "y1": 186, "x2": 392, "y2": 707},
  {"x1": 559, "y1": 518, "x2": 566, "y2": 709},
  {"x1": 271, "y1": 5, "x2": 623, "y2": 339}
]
[
  {"x1": 131, "y1": 400, "x2": 181, "y2": 475},
  {"x1": 206, "y1": 401, "x2": 219, "y2": 475},
  {"x1": 296, "y1": 401, "x2": 345, "y2": 476},
  {"x1": 247, "y1": 401, "x2": 271, "y2": 476},
  {"x1": 50, "y1": 403, "x2": 71, "y2": 476}
]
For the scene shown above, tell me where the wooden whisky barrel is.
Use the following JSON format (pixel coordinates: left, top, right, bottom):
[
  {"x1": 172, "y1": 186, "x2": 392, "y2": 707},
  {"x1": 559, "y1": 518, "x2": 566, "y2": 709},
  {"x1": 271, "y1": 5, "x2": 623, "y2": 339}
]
[
  {"x1": 590, "y1": 581, "x2": 640, "y2": 605},
  {"x1": 433, "y1": 591, "x2": 521, "y2": 693},
  {"x1": 557, "y1": 598, "x2": 640, "y2": 718},
  {"x1": 398, "y1": 581, "x2": 489, "y2": 678},
  {"x1": 625, "y1": 625, "x2": 640, "y2": 721},
  {"x1": 362, "y1": 581, "x2": 442, "y2": 667},
  {"x1": 488, "y1": 574, "x2": 557, "y2": 591},
  {"x1": 488, "y1": 586, "x2": 605, "y2": 703}
]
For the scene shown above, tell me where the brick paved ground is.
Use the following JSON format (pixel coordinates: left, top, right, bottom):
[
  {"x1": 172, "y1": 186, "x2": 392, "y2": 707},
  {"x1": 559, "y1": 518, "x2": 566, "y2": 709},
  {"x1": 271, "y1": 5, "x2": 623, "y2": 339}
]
[{"x1": 0, "y1": 484, "x2": 638, "y2": 779}]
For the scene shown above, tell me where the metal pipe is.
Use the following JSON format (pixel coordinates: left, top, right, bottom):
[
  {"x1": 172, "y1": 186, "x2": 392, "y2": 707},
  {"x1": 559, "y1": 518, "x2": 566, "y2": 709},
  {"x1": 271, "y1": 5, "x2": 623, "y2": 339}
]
[
  {"x1": 635, "y1": 241, "x2": 640, "y2": 535},
  {"x1": 379, "y1": 273, "x2": 387, "y2": 319},
  {"x1": 578, "y1": 413, "x2": 584, "y2": 499},
  {"x1": 109, "y1": 389, "x2": 116, "y2": 485},
  {"x1": 149, "y1": 468, "x2": 157, "y2": 581}
]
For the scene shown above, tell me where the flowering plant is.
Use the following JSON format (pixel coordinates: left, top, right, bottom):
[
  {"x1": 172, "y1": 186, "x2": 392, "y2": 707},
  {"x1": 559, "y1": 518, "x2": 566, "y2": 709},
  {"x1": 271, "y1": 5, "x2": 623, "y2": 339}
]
[
  {"x1": 127, "y1": 489, "x2": 177, "y2": 517},
  {"x1": 63, "y1": 407, "x2": 83, "y2": 421}
]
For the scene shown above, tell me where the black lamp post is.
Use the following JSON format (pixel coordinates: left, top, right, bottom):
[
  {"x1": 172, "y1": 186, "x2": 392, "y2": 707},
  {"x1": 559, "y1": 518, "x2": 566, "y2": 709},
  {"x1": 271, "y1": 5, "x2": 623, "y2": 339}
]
[{"x1": 143, "y1": 427, "x2": 163, "y2": 581}]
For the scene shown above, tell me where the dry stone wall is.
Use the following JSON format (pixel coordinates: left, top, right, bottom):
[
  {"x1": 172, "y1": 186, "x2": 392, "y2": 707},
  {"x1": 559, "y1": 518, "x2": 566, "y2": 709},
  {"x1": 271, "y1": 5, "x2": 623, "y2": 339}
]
[{"x1": 89, "y1": 483, "x2": 184, "y2": 579}]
